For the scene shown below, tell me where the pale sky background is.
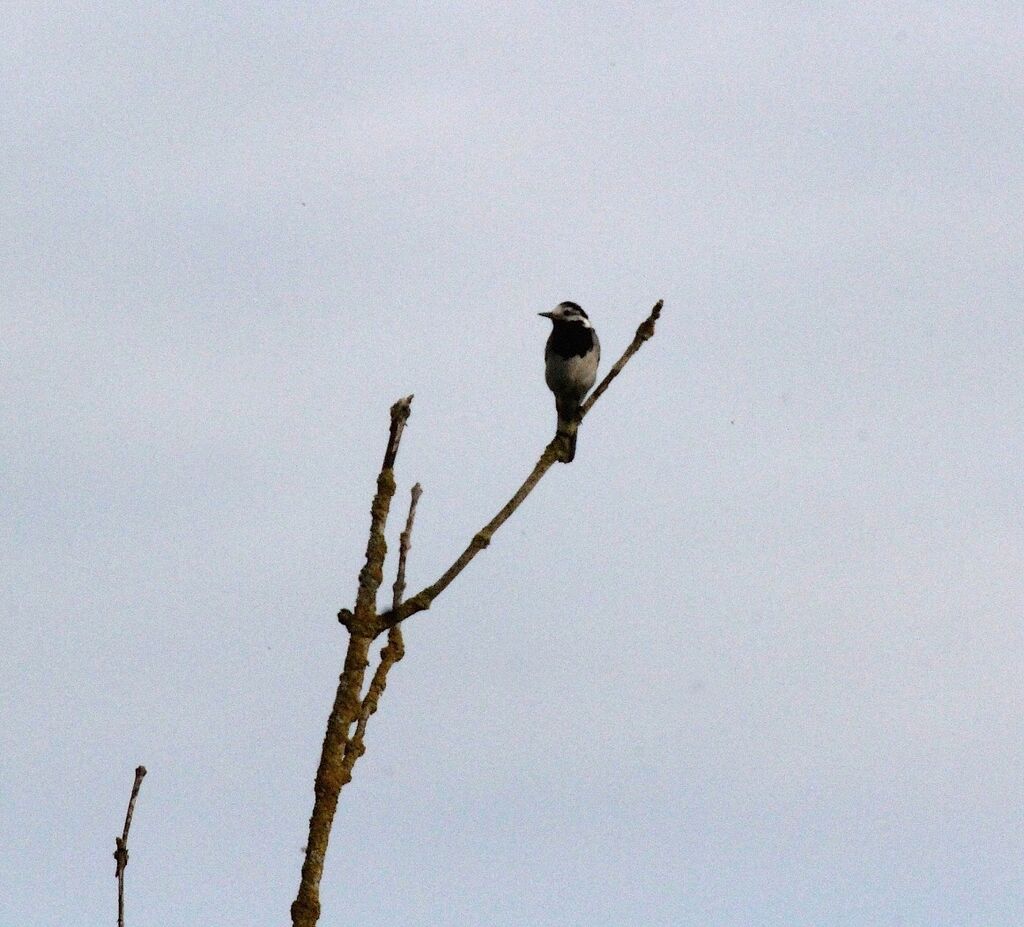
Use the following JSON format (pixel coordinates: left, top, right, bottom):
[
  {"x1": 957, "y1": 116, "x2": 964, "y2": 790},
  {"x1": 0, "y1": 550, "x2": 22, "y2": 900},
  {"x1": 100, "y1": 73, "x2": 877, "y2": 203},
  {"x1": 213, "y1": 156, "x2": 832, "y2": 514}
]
[{"x1": 2, "y1": 3, "x2": 1023, "y2": 926}]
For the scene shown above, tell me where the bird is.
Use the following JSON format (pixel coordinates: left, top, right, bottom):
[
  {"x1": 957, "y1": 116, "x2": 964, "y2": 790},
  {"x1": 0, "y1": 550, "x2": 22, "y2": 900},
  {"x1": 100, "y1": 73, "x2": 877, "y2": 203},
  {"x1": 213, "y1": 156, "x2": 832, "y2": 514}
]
[{"x1": 539, "y1": 301, "x2": 600, "y2": 462}]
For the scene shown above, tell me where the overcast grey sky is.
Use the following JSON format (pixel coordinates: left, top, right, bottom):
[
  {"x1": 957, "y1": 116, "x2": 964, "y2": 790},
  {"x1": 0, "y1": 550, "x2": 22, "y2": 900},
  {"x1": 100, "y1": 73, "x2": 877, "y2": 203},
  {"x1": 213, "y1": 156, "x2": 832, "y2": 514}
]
[{"x1": 3, "y1": 3, "x2": 1023, "y2": 925}]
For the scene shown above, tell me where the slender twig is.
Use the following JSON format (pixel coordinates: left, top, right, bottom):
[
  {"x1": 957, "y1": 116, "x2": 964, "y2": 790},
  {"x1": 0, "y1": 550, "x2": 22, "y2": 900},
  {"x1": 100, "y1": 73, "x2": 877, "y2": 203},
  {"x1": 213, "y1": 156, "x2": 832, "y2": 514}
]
[
  {"x1": 113, "y1": 765, "x2": 147, "y2": 927},
  {"x1": 291, "y1": 397, "x2": 413, "y2": 927},
  {"x1": 580, "y1": 299, "x2": 662, "y2": 416},
  {"x1": 377, "y1": 300, "x2": 663, "y2": 631},
  {"x1": 392, "y1": 483, "x2": 423, "y2": 611}
]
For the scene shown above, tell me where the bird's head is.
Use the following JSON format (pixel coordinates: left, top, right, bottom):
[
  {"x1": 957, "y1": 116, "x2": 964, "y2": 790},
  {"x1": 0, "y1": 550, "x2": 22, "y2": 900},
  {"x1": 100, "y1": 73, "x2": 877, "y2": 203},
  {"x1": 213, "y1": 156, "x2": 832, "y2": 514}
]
[{"x1": 539, "y1": 301, "x2": 591, "y2": 327}]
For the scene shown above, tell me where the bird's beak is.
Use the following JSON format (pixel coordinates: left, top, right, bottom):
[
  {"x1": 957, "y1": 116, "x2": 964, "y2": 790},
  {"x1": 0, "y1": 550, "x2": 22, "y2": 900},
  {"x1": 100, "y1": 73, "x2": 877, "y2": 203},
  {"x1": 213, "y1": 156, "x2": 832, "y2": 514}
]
[{"x1": 538, "y1": 311, "x2": 554, "y2": 319}]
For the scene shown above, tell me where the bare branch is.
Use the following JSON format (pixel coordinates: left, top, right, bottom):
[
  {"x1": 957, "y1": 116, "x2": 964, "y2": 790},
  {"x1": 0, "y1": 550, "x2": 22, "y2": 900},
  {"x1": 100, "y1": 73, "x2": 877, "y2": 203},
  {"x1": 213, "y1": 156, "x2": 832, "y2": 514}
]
[
  {"x1": 114, "y1": 765, "x2": 147, "y2": 927},
  {"x1": 378, "y1": 299, "x2": 663, "y2": 631},
  {"x1": 291, "y1": 398, "x2": 412, "y2": 927},
  {"x1": 294, "y1": 300, "x2": 660, "y2": 926}
]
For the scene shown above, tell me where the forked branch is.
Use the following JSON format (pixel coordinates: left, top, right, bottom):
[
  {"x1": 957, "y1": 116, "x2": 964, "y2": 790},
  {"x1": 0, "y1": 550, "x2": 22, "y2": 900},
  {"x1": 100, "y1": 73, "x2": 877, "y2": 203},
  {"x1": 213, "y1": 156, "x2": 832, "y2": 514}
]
[
  {"x1": 340, "y1": 484, "x2": 421, "y2": 782},
  {"x1": 291, "y1": 397, "x2": 413, "y2": 927}
]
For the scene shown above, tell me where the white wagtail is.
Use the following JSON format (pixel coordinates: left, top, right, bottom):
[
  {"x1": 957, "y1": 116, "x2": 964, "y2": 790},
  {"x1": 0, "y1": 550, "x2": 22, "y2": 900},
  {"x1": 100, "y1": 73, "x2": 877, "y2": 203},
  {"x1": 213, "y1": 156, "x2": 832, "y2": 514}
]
[{"x1": 539, "y1": 301, "x2": 601, "y2": 462}]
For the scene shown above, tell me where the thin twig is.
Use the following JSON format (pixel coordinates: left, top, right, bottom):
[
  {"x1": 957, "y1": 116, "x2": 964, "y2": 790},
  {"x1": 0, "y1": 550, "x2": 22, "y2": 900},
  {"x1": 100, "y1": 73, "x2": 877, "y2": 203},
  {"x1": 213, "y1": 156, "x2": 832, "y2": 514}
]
[
  {"x1": 377, "y1": 299, "x2": 663, "y2": 631},
  {"x1": 291, "y1": 397, "x2": 413, "y2": 927},
  {"x1": 114, "y1": 765, "x2": 146, "y2": 927},
  {"x1": 392, "y1": 483, "x2": 423, "y2": 611},
  {"x1": 580, "y1": 299, "x2": 662, "y2": 416}
]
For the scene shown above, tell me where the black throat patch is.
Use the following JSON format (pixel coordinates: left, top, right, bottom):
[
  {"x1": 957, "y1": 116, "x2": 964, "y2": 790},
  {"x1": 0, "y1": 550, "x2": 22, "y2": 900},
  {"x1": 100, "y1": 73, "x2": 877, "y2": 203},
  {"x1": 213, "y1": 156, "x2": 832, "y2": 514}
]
[{"x1": 549, "y1": 321, "x2": 595, "y2": 359}]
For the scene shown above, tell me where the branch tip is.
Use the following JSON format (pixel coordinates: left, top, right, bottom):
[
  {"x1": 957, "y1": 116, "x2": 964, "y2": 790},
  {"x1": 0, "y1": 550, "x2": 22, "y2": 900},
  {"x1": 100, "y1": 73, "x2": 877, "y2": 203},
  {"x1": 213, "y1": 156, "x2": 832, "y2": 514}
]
[
  {"x1": 390, "y1": 394, "x2": 414, "y2": 417},
  {"x1": 115, "y1": 764, "x2": 147, "y2": 927}
]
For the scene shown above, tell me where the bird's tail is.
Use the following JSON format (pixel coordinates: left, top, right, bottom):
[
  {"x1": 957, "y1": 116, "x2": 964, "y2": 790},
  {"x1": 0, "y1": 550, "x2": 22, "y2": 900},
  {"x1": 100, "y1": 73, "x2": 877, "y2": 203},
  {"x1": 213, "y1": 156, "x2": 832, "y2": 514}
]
[
  {"x1": 556, "y1": 399, "x2": 580, "y2": 463},
  {"x1": 557, "y1": 425, "x2": 577, "y2": 462}
]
